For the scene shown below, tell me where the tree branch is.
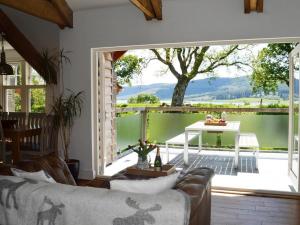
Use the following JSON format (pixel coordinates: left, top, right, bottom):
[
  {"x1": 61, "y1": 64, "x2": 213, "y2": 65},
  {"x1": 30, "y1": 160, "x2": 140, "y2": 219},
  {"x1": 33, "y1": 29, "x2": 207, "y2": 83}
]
[
  {"x1": 176, "y1": 48, "x2": 188, "y2": 74},
  {"x1": 189, "y1": 46, "x2": 210, "y2": 79},
  {"x1": 150, "y1": 49, "x2": 181, "y2": 79}
]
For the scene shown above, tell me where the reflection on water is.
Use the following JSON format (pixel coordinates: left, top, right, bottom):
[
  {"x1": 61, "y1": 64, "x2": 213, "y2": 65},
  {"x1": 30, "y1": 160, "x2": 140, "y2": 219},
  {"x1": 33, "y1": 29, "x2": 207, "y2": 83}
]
[{"x1": 117, "y1": 112, "x2": 289, "y2": 151}]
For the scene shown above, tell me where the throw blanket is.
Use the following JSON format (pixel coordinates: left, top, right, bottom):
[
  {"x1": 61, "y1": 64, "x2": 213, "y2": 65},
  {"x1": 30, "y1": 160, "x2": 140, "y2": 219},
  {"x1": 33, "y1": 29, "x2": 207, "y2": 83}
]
[{"x1": 0, "y1": 176, "x2": 190, "y2": 225}]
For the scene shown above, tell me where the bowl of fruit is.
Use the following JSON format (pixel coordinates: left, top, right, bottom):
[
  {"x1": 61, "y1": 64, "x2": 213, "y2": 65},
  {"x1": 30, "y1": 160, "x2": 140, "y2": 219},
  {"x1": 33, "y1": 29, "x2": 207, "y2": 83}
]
[{"x1": 205, "y1": 115, "x2": 227, "y2": 126}]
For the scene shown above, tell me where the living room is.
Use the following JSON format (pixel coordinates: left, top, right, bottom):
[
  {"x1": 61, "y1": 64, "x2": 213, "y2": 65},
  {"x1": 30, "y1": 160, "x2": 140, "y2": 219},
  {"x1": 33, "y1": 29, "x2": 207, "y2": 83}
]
[{"x1": 1, "y1": 0, "x2": 300, "y2": 225}]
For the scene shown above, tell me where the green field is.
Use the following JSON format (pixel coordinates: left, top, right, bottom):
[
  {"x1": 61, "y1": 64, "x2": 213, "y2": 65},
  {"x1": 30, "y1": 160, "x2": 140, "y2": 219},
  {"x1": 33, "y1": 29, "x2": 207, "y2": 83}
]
[{"x1": 117, "y1": 97, "x2": 289, "y2": 108}]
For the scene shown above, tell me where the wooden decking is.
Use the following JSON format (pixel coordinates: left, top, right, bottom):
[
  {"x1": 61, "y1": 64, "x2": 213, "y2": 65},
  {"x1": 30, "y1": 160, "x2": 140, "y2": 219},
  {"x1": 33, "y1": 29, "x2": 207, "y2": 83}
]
[{"x1": 212, "y1": 193, "x2": 300, "y2": 225}]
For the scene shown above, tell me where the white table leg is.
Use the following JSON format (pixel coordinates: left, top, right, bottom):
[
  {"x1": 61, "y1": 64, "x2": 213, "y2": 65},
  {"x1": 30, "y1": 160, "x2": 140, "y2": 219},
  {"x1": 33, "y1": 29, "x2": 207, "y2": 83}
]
[
  {"x1": 166, "y1": 143, "x2": 169, "y2": 162},
  {"x1": 235, "y1": 132, "x2": 239, "y2": 168},
  {"x1": 184, "y1": 131, "x2": 189, "y2": 165},
  {"x1": 198, "y1": 131, "x2": 202, "y2": 152}
]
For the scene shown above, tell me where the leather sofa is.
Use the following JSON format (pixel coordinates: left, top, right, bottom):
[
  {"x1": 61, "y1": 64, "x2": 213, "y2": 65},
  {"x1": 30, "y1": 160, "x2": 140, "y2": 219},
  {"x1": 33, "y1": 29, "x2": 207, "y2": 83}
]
[{"x1": 0, "y1": 154, "x2": 214, "y2": 225}]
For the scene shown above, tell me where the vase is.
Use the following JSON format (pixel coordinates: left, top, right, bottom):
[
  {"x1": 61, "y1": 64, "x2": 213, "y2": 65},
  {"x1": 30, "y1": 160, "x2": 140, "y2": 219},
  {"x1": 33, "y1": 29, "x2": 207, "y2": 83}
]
[{"x1": 137, "y1": 156, "x2": 149, "y2": 169}]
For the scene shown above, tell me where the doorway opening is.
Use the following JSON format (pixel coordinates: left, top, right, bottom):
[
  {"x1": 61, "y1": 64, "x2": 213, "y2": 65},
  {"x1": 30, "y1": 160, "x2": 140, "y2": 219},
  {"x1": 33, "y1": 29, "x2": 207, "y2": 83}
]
[{"x1": 93, "y1": 38, "x2": 300, "y2": 195}]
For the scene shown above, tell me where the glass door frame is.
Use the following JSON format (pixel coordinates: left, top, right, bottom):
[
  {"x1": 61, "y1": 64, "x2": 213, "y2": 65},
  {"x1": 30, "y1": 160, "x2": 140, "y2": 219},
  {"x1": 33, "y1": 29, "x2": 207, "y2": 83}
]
[{"x1": 288, "y1": 45, "x2": 300, "y2": 192}]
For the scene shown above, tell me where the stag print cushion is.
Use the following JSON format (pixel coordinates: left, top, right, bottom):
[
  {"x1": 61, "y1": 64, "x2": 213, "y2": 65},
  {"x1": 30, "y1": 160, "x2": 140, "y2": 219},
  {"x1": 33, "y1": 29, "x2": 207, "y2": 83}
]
[
  {"x1": 0, "y1": 175, "x2": 190, "y2": 225},
  {"x1": 110, "y1": 172, "x2": 179, "y2": 194},
  {"x1": 11, "y1": 168, "x2": 56, "y2": 183}
]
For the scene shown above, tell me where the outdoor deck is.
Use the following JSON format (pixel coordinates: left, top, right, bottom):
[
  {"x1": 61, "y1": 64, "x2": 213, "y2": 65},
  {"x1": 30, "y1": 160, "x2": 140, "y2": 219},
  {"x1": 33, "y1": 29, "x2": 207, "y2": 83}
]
[{"x1": 105, "y1": 148, "x2": 294, "y2": 193}]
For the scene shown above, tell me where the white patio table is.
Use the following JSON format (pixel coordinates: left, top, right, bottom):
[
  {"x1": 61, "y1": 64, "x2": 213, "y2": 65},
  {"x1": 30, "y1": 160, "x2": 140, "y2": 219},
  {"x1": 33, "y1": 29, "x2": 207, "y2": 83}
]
[{"x1": 184, "y1": 121, "x2": 241, "y2": 167}]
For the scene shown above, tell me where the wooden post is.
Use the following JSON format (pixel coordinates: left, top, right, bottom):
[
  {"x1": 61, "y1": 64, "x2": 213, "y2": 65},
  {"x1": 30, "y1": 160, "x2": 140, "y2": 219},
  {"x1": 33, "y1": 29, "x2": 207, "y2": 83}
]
[{"x1": 140, "y1": 110, "x2": 148, "y2": 142}]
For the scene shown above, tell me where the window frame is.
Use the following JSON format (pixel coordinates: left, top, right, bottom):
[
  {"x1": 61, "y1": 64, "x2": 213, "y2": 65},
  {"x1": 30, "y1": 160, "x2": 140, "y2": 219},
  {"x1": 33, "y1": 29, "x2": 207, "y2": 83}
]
[{"x1": 2, "y1": 60, "x2": 47, "y2": 113}]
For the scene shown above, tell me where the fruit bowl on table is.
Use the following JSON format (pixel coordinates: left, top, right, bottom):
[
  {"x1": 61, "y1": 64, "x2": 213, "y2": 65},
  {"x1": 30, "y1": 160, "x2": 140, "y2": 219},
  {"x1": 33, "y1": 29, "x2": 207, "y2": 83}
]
[{"x1": 204, "y1": 119, "x2": 227, "y2": 126}]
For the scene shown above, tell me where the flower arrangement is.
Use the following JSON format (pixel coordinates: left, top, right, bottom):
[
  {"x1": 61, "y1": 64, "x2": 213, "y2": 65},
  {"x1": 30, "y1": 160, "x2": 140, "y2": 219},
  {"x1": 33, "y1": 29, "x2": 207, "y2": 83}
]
[
  {"x1": 127, "y1": 139, "x2": 157, "y2": 161},
  {"x1": 125, "y1": 139, "x2": 157, "y2": 169}
]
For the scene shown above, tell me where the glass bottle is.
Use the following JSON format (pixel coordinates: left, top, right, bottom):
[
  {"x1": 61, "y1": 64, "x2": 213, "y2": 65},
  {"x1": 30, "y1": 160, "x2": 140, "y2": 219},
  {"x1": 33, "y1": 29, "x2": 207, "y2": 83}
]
[{"x1": 154, "y1": 147, "x2": 162, "y2": 171}]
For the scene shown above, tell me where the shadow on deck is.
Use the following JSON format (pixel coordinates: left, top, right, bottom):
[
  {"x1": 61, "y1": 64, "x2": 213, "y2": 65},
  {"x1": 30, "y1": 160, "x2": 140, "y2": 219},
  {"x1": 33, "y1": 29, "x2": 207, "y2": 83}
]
[{"x1": 169, "y1": 153, "x2": 258, "y2": 176}]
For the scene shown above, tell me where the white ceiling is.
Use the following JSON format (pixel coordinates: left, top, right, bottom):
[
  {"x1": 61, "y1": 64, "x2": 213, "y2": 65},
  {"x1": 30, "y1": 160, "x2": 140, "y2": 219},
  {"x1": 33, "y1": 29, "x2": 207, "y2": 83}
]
[{"x1": 66, "y1": 0, "x2": 130, "y2": 11}]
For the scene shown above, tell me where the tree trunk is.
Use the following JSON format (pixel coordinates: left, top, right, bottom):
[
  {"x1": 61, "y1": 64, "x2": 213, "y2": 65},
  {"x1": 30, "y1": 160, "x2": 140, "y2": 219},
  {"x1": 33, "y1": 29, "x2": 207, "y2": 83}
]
[{"x1": 171, "y1": 78, "x2": 190, "y2": 106}]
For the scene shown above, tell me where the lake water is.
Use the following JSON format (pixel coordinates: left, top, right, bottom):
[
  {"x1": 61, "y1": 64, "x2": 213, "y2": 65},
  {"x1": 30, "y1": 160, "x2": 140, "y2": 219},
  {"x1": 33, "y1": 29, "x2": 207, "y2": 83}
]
[{"x1": 117, "y1": 112, "x2": 289, "y2": 151}]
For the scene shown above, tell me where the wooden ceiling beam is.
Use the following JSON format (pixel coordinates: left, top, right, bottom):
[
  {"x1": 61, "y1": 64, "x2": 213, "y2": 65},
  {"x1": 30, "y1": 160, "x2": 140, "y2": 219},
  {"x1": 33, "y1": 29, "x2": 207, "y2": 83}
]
[
  {"x1": 150, "y1": 0, "x2": 162, "y2": 20},
  {"x1": 131, "y1": 0, "x2": 162, "y2": 21},
  {"x1": 51, "y1": 0, "x2": 73, "y2": 28},
  {"x1": 0, "y1": 0, "x2": 73, "y2": 28},
  {"x1": 256, "y1": 0, "x2": 264, "y2": 13},
  {"x1": 0, "y1": 9, "x2": 57, "y2": 83},
  {"x1": 244, "y1": 0, "x2": 264, "y2": 14},
  {"x1": 142, "y1": 0, "x2": 155, "y2": 21},
  {"x1": 131, "y1": 0, "x2": 155, "y2": 19}
]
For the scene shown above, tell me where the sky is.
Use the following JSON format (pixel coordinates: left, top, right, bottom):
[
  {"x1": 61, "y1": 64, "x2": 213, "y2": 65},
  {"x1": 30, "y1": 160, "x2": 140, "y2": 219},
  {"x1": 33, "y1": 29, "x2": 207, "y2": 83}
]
[{"x1": 124, "y1": 44, "x2": 267, "y2": 86}]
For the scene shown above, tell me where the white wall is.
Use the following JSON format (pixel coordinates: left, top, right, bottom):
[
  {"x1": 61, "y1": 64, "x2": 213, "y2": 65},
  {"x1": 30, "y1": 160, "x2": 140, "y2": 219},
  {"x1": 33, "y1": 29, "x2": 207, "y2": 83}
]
[
  {"x1": 60, "y1": 0, "x2": 300, "y2": 179},
  {"x1": 1, "y1": 5, "x2": 60, "y2": 52}
]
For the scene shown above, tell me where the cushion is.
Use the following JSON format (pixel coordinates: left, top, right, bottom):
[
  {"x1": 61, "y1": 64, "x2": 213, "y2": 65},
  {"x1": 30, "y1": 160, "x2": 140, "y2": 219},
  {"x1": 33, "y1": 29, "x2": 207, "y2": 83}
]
[
  {"x1": 15, "y1": 154, "x2": 77, "y2": 186},
  {"x1": 11, "y1": 168, "x2": 56, "y2": 183},
  {"x1": 110, "y1": 172, "x2": 179, "y2": 194}
]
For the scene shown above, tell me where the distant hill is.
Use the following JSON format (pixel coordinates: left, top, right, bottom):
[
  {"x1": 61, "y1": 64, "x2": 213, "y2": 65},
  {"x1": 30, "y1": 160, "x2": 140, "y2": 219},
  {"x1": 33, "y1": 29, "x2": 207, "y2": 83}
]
[{"x1": 118, "y1": 76, "x2": 290, "y2": 102}]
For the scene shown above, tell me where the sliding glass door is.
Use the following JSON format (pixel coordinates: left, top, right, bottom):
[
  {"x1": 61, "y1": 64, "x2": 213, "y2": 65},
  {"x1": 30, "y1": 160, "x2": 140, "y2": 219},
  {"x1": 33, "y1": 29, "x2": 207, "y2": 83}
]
[{"x1": 288, "y1": 45, "x2": 300, "y2": 191}]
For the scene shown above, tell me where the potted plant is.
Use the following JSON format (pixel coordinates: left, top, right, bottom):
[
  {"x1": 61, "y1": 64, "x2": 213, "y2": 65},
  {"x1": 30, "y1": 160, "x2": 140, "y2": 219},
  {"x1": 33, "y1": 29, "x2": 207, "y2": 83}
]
[
  {"x1": 125, "y1": 140, "x2": 157, "y2": 169},
  {"x1": 52, "y1": 90, "x2": 84, "y2": 181},
  {"x1": 42, "y1": 49, "x2": 84, "y2": 181}
]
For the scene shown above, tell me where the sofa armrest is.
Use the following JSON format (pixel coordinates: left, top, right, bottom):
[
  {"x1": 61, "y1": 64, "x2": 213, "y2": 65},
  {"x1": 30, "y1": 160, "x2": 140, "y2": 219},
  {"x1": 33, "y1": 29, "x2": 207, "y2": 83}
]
[
  {"x1": 174, "y1": 168, "x2": 214, "y2": 225},
  {"x1": 175, "y1": 167, "x2": 214, "y2": 195}
]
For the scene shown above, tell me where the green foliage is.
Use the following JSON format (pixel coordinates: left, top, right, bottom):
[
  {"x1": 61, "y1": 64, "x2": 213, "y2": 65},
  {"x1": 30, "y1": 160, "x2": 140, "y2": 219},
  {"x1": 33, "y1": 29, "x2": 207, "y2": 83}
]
[
  {"x1": 243, "y1": 101, "x2": 250, "y2": 106},
  {"x1": 51, "y1": 90, "x2": 84, "y2": 161},
  {"x1": 15, "y1": 93, "x2": 21, "y2": 112},
  {"x1": 113, "y1": 55, "x2": 146, "y2": 85},
  {"x1": 251, "y1": 43, "x2": 296, "y2": 94},
  {"x1": 40, "y1": 49, "x2": 71, "y2": 85},
  {"x1": 31, "y1": 89, "x2": 46, "y2": 112},
  {"x1": 128, "y1": 93, "x2": 160, "y2": 104},
  {"x1": 123, "y1": 140, "x2": 157, "y2": 161},
  {"x1": 40, "y1": 49, "x2": 58, "y2": 84},
  {"x1": 30, "y1": 73, "x2": 46, "y2": 113}
]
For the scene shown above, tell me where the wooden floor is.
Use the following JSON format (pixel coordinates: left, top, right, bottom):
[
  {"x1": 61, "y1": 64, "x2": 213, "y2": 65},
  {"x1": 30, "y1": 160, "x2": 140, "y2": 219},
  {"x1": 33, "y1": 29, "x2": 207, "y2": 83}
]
[
  {"x1": 78, "y1": 179, "x2": 300, "y2": 225},
  {"x1": 212, "y1": 193, "x2": 300, "y2": 225}
]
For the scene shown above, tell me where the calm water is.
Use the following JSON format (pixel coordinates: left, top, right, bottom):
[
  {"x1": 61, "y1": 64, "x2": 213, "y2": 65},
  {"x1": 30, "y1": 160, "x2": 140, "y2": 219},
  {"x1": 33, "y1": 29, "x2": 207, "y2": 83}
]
[{"x1": 117, "y1": 112, "x2": 289, "y2": 151}]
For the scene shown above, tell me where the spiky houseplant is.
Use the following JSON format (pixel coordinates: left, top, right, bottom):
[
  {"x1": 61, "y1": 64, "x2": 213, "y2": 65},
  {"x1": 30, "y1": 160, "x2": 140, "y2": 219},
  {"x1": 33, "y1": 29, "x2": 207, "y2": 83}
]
[
  {"x1": 41, "y1": 49, "x2": 84, "y2": 181},
  {"x1": 124, "y1": 140, "x2": 157, "y2": 169},
  {"x1": 52, "y1": 90, "x2": 83, "y2": 162}
]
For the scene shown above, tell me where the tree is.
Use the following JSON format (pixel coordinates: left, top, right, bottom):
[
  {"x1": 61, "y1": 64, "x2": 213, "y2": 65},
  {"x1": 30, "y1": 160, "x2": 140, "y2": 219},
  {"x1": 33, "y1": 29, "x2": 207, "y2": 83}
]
[
  {"x1": 31, "y1": 88, "x2": 46, "y2": 112},
  {"x1": 251, "y1": 43, "x2": 296, "y2": 95},
  {"x1": 30, "y1": 71, "x2": 46, "y2": 112},
  {"x1": 113, "y1": 55, "x2": 146, "y2": 85},
  {"x1": 150, "y1": 46, "x2": 248, "y2": 106},
  {"x1": 128, "y1": 93, "x2": 160, "y2": 104}
]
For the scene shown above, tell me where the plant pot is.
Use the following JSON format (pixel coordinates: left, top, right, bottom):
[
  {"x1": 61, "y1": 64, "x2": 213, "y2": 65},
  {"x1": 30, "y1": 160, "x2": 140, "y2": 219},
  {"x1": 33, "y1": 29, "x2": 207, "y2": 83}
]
[
  {"x1": 137, "y1": 156, "x2": 149, "y2": 170},
  {"x1": 66, "y1": 159, "x2": 80, "y2": 182}
]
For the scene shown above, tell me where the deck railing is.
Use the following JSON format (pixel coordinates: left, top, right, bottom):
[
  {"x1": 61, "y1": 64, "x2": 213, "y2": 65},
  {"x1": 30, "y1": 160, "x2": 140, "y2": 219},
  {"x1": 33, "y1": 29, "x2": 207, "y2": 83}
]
[{"x1": 116, "y1": 106, "x2": 289, "y2": 149}]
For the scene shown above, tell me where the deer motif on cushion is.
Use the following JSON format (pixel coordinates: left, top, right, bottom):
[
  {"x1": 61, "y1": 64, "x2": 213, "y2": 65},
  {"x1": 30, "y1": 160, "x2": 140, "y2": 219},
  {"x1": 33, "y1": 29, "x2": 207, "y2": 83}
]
[
  {"x1": 113, "y1": 197, "x2": 162, "y2": 225},
  {"x1": 0, "y1": 178, "x2": 38, "y2": 209},
  {"x1": 37, "y1": 196, "x2": 65, "y2": 225}
]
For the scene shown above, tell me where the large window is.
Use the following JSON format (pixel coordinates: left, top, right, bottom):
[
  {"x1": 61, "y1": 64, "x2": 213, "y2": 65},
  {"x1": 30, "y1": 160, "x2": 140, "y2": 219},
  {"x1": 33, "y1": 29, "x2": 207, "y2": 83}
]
[{"x1": 2, "y1": 61, "x2": 46, "y2": 113}]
